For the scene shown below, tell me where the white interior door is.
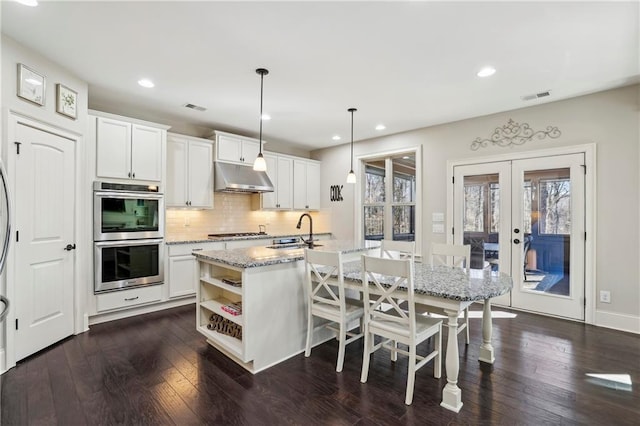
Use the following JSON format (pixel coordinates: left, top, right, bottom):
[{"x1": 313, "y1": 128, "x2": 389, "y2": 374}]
[
  {"x1": 14, "y1": 123, "x2": 76, "y2": 361},
  {"x1": 453, "y1": 153, "x2": 585, "y2": 320}
]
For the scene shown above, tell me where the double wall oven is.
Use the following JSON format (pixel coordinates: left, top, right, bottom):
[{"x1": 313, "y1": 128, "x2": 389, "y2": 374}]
[{"x1": 93, "y1": 181, "x2": 164, "y2": 293}]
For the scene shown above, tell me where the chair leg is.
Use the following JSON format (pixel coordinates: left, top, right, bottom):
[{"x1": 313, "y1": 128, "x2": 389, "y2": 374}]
[
  {"x1": 405, "y1": 344, "x2": 417, "y2": 405},
  {"x1": 391, "y1": 340, "x2": 398, "y2": 362},
  {"x1": 305, "y1": 311, "x2": 313, "y2": 357},
  {"x1": 464, "y1": 308, "x2": 470, "y2": 345},
  {"x1": 360, "y1": 331, "x2": 371, "y2": 383},
  {"x1": 336, "y1": 322, "x2": 347, "y2": 372},
  {"x1": 434, "y1": 324, "x2": 442, "y2": 378}
]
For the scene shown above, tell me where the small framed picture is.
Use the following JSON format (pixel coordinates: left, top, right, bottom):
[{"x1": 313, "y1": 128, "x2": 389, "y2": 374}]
[
  {"x1": 56, "y1": 84, "x2": 78, "y2": 119},
  {"x1": 17, "y1": 63, "x2": 45, "y2": 106}
]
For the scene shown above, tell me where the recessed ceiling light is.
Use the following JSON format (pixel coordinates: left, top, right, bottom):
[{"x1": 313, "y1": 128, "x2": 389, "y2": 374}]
[
  {"x1": 138, "y1": 78, "x2": 155, "y2": 88},
  {"x1": 375, "y1": 124, "x2": 386, "y2": 131},
  {"x1": 477, "y1": 67, "x2": 496, "y2": 78},
  {"x1": 261, "y1": 114, "x2": 271, "y2": 121},
  {"x1": 332, "y1": 135, "x2": 341, "y2": 141},
  {"x1": 15, "y1": 0, "x2": 38, "y2": 6}
]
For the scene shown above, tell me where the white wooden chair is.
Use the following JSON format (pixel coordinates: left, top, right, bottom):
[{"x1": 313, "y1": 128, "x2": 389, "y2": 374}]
[
  {"x1": 360, "y1": 255, "x2": 442, "y2": 405},
  {"x1": 304, "y1": 249, "x2": 364, "y2": 372},
  {"x1": 380, "y1": 240, "x2": 416, "y2": 261},
  {"x1": 429, "y1": 242, "x2": 471, "y2": 344}
]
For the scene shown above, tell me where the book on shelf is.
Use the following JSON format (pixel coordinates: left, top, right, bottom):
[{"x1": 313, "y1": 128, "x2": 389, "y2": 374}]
[
  {"x1": 219, "y1": 276, "x2": 242, "y2": 287},
  {"x1": 221, "y1": 302, "x2": 242, "y2": 316}
]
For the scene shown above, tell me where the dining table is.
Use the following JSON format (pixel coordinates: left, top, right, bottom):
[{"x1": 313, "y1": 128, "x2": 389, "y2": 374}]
[{"x1": 339, "y1": 260, "x2": 513, "y2": 413}]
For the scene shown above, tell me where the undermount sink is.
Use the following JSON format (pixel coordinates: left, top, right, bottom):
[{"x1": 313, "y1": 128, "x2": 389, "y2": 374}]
[{"x1": 265, "y1": 243, "x2": 322, "y2": 250}]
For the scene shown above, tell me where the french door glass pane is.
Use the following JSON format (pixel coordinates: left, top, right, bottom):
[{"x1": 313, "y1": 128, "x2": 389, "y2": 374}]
[
  {"x1": 364, "y1": 206, "x2": 384, "y2": 240},
  {"x1": 392, "y1": 205, "x2": 415, "y2": 241},
  {"x1": 462, "y1": 173, "x2": 500, "y2": 270},
  {"x1": 522, "y1": 168, "x2": 571, "y2": 296}
]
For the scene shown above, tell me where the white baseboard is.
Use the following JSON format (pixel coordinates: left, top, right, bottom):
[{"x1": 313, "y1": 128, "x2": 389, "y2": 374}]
[
  {"x1": 88, "y1": 297, "x2": 195, "y2": 326},
  {"x1": 595, "y1": 310, "x2": 640, "y2": 334}
]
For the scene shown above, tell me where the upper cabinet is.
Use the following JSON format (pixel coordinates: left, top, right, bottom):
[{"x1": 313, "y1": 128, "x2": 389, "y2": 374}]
[
  {"x1": 215, "y1": 131, "x2": 261, "y2": 166},
  {"x1": 166, "y1": 133, "x2": 213, "y2": 209},
  {"x1": 261, "y1": 153, "x2": 293, "y2": 210},
  {"x1": 293, "y1": 159, "x2": 321, "y2": 210},
  {"x1": 95, "y1": 115, "x2": 166, "y2": 182}
]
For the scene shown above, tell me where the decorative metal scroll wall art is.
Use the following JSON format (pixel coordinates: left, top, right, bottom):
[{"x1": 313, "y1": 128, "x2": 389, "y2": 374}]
[{"x1": 470, "y1": 119, "x2": 561, "y2": 151}]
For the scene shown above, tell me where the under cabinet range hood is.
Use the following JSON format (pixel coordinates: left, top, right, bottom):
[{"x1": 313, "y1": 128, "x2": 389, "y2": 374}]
[{"x1": 214, "y1": 162, "x2": 274, "y2": 193}]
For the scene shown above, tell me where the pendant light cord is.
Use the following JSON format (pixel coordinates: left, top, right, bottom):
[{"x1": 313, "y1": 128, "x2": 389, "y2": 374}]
[
  {"x1": 348, "y1": 108, "x2": 357, "y2": 171},
  {"x1": 259, "y1": 72, "x2": 264, "y2": 155},
  {"x1": 256, "y1": 68, "x2": 269, "y2": 156}
]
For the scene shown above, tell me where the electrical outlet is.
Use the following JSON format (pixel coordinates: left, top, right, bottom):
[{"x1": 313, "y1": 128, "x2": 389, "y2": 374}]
[{"x1": 599, "y1": 290, "x2": 611, "y2": 303}]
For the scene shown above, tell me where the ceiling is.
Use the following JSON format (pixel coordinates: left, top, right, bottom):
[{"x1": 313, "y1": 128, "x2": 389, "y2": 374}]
[{"x1": 2, "y1": 1, "x2": 638, "y2": 152}]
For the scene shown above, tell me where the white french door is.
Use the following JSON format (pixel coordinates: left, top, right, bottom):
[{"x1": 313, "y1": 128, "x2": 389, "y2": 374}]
[{"x1": 453, "y1": 153, "x2": 586, "y2": 320}]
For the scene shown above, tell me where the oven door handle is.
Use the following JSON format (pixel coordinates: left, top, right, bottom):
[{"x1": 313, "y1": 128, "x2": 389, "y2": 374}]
[
  {"x1": 95, "y1": 238, "x2": 164, "y2": 248},
  {"x1": 95, "y1": 191, "x2": 163, "y2": 200}
]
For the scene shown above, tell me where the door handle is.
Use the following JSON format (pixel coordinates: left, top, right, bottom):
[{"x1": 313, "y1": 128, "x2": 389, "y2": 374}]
[
  {"x1": 64, "y1": 244, "x2": 76, "y2": 251},
  {"x1": 514, "y1": 228, "x2": 520, "y2": 234},
  {"x1": 513, "y1": 239, "x2": 521, "y2": 245}
]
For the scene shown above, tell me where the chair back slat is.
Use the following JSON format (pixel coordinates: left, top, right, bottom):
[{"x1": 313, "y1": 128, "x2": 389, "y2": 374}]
[
  {"x1": 430, "y1": 242, "x2": 471, "y2": 273},
  {"x1": 361, "y1": 255, "x2": 416, "y2": 333},
  {"x1": 305, "y1": 249, "x2": 346, "y2": 310},
  {"x1": 380, "y1": 240, "x2": 416, "y2": 261}
]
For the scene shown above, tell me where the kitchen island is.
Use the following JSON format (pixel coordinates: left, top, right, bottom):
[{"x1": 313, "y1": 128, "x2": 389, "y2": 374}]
[{"x1": 192, "y1": 240, "x2": 380, "y2": 373}]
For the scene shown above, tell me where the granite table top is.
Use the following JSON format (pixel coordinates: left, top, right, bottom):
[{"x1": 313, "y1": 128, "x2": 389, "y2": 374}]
[
  {"x1": 341, "y1": 261, "x2": 512, "y2": 302},
  {"x1": 166, "y1": 232, "x2": 332, "y2": 245},
  {"x1": 193, "y1": 240, "x2": 381, "y2": 269}
]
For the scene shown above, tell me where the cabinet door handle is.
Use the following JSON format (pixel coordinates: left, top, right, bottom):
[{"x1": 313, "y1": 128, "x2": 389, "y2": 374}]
[
  {"x1": 193, "y1": 248, "x2": 203, "y2": 251},
  {"x1": 128, "y1": 172, "x2": 131, "y2": 178},
  {"x1": 124, "y1": 296, "x2": 139, "y2": 301},
  {"x1": 132, "y1": 172, "x2": 135, "y2": 179}
]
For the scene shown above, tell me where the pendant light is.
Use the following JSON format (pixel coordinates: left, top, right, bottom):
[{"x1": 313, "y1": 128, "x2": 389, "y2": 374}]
[
  {"x1": 346, "y1": 108, "x2": 357, "y2": 184},
  {"x1": 253, "y1": 68, "x2": 269, "y2": 172}
]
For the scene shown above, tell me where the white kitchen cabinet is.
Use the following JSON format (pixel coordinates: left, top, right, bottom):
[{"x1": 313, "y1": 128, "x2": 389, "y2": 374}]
[
  {"x1": 260, "y1": 153, "x2": 293, "y2": 210},
  {"x1": 95, "y1": 285, "x2": 163, "y2": 313},
  {"x1": 215, "y1": 131, "x2": 261, "y2": 165},
  {"x1": 96, "y1": 116, "x2": 165, "y2": 182},
  {"x1": 167, "y1": 242, "x2": 225, "y2": 299},
  {"x1": 166, "y1": 133, "x2": 213, "y2": 208},
  {"x1": 293, "y1": 159, "x2": 321, "y2": 210}
]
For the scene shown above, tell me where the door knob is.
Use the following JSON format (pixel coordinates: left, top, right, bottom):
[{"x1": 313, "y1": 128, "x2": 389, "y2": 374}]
[
  {"x1": 513, "y1": 239, "x2": 520, "y2": 245},
  {"x1": 64, "y1": 244, "x2": 76, "y2": 251}
]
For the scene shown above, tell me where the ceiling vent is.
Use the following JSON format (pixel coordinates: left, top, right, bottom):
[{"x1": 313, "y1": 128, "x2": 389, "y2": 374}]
[
  {"x1": 521, "y1": 90, "x2": 551, "y2": 101},
  {"x1": 183, "y1": 103, "x2": 206, "y2": 112}
]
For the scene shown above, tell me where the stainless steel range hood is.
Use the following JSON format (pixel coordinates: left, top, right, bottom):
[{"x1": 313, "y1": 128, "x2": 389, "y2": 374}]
[{"x1": 214, "y1": 162, "x2": 274, "y2": 193}]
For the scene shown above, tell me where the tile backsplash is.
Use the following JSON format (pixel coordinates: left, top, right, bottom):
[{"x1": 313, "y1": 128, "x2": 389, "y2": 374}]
[{"x1": 165, "y1": 192, "x2": 331, "y2": 240}]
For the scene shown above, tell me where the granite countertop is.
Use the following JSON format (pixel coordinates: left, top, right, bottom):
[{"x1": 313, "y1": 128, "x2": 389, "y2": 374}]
[
  {"x1": 166, "y1": 232, "x2": 333, "y2": 245},
  {"x1": 342, "y1": 261, "x2": 512, "y2": 301},
  {"x1": 193, "y1": 240, "x2": 381, "y2": 269}
]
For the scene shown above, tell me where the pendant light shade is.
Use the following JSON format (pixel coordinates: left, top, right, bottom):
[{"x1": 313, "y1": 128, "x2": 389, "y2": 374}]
[
  {"x1": 346, "y1": 108, "x2": 357, "y2": 184},
  {"x1": 253, "y1": 68, "x2": 269, "y2": 172}
]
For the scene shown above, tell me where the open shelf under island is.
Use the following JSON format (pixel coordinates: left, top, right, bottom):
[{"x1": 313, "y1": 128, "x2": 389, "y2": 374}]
[{"x1": 193, "y1": 240, "x2": 380, "y2": 373}]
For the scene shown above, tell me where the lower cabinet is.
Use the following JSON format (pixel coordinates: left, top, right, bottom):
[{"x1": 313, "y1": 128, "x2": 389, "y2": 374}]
[
  {"x1": 167, "y1": 242, "x2": 225, "y2": 299},
  {"x1": 96, "y1": 285, "x2": 163, "y2": 313}
]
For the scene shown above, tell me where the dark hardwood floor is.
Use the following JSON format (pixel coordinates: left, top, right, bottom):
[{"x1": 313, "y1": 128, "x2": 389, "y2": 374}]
[{"x1": 2, "y1": 304, "x2": 639, "y2": 425}]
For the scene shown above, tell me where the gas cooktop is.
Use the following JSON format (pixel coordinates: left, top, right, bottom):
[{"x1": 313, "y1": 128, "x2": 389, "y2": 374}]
[{"x1": 207, "y1": 232, "x2": 268, "y2": 239}]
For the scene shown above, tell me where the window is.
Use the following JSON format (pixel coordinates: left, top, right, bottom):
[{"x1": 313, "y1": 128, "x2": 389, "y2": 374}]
[{"x1": 363, "y1": 153, "x2": 417, "y2": 242}]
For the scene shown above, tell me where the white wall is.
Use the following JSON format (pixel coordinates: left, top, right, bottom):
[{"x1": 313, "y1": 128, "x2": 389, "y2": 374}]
[
  {"x1": 1, "y1": 34, "x2": 91, "y2": 369},
  {"x1": 313, "y1": 85, "x2": 640, "y2": 330}
]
